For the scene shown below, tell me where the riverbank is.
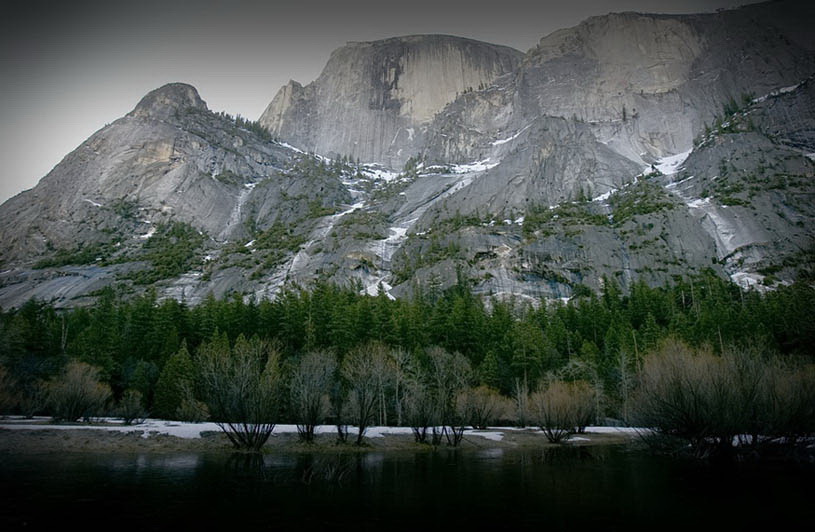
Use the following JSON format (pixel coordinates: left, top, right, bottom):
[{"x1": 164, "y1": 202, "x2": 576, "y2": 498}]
[{"x1": 0, "y1": 417, "x2": 641, "y2": 454}]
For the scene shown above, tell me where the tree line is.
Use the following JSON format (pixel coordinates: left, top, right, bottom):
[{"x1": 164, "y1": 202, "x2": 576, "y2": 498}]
[{"x1": 1, "y1": 273, "x2": 813, "y2": 455}]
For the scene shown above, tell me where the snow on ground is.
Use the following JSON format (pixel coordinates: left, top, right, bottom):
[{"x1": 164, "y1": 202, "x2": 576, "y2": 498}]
[
  {"x1": 384, "y1": 225, "x2": 409, "y2": 246},
  {"x1": 664, "y1": 174, "x2": 696, "y2": 190},
  {"x1": 655, "y1": 149, "x2": 692, "y2": 176},
  {"x1": 220, "y1": 186, "x2": 254, "y2": 241},
  {"x1": 286, "y1": 201, "x2": 366, "y2": 275},
  {"x1": 0, "y1": 418, "x2": 222, "y2": 439},
  {"x1": 466, "y1": 430, "x2": 505, "y2": 441},
  {"x1": 752, "y1": 81, "x2": 805, "y2": 103},
  {"x1": 686, "y1": 197, "x2": 709, "y2": 209},
  {"x1": 0, "y1": 418, "x2": 647, "y2": 440},
  {"x1": 684, "y1": 197, "x2": 741, "y2": 257},
  {"x1": 583, "y1": 426, "x2": 648, "y2": 435},
  {"x1": 365, "y1": 426, "x2": 415, "y2": 438},
  {"x1": 139, "y1": 226, "x2": 157, "y2": 240},
  {"x1": 730, "y1": 272, "x2": 770, "y2": 292},
  {"x1": 361, "y1": 165, "x2": 401, "y2": 182},
  {"x1": 275, "y1": 141, "x2": 304, "y2": 154},
  {"x1": 363, "y1": 278, "x2": 396, "y2": 300},
  {"x1": 449, "y1": 158, "x2": 499, "y2": 174},
  {"x1": 491, "y1": 124, "x2": 532, "y2": 146},
  {"x1": 83, "y1": 198, "x2": 103, "y2": 208},
  {"x1": 364, "y1": 220, "x2": 412, "y2": 275},
  {"x1": 591, "y1": 189, "x2": 615, "y2": 203},
  {"x1": 359, "y1": 227, "x2": 398, "y2": 299}
]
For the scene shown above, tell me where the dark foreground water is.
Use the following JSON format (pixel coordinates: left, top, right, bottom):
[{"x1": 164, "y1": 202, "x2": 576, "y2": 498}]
[{"x1": 1, "y1": 445, "x2": 813, "y2": 530}]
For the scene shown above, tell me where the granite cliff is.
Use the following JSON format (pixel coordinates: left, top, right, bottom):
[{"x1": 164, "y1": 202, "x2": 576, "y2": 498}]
[
  {"x1": 259, "y1": 35, "x2": 523, "y2": 168},
  {"x1": 0, "y1": 1, "x2": 813, "y2": 308}
]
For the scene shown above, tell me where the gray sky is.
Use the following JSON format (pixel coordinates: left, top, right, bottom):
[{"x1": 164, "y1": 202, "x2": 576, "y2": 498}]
[{"x1": 1, "y1": 0, "x2": 743, "y2": 203}]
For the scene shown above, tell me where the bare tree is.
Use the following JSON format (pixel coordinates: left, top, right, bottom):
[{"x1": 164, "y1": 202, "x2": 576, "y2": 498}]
[
  {"x1": 197, "y1": 334, "x2": 282, "y2": 451},
  {"x1": 403, "y1": 375, "x2": 435, "y2": 443},
  {"x1": 342, "y1": 342, "x2": 390, "y2": 445},
  {"x1": 372, "y1": 345, "x2": 393, "y2": 427},
  {"x1": 426, "y1": 346, "x2": 471, "y2": 446},
  {"x1": 396, "y1": 351, "x2": 437, "y2": 443},
  {"x1": 513, "y1": 378, "x2": 530, "y2": 428},
  {"x1": 290, "y1": 350, "x2": 337, "y2": 442},
  {"x1": 388, "y1": 347, "x2": 411, "y2": 427},
  {"x1": 329, "y1": 378, "x2": 350, "y2": 443}
]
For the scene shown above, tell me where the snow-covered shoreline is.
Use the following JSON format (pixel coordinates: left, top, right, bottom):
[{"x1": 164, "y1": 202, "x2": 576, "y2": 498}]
[{"x1": 0, "y1": 416, "x2": 645, "y2": 444}]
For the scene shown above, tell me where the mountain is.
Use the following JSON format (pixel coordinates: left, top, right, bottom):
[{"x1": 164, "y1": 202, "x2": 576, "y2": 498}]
[
  {"x1": 0, "y1": 1, "x2": 813, "y2": 308},
  {"x1": 0, "y1": 83, "x2": 351, "y2": 306},
  {"x1": 259, "y1": 35, "x2": 523, "y2": 168}
]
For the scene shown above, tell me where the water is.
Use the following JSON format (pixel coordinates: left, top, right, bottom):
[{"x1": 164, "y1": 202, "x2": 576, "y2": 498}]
[{"x1": 1, "y1": 446, "x2": 813, "y2": 530}]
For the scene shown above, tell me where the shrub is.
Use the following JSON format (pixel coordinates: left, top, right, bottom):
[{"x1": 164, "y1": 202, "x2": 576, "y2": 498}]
[
  {"x1": 530, "y1": 380, "x2": 596, "y2": 443},
  {"x1": 630, "y1": 340, "x2": 724, "y2": 454},
  {"x1": 18, "y1": 382, "x2": 47, "y2": 418},
  {"x1": 456, "y1": 385, "x2": 511, "y2": 429},
  {"x1": 46, "y1": 361, "x2": 111, "y2": 422},
  {"x1": 630, "y1": 339, "x2": 815, "y2": 458},
  {"x1": 0, "y1": 365, "x2": 16, "y2": 415},
  {"x1": 176, "y1": 384, "x2": 210, "y2": 423},
  {"x1": 117, "y1": 389, "x2": 148, "y2": 425},
  {"x1": 755, "y1": 360, "x2": 815, "y2": 446}
]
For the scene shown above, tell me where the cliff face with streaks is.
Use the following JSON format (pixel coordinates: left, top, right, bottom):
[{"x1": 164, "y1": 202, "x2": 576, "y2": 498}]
[
  {"x1": 1, "y1": 1, "x2": 813, "y2": 308},
  {"x1": 259, "y1": 35, "x2": 523, "y2": 168}
]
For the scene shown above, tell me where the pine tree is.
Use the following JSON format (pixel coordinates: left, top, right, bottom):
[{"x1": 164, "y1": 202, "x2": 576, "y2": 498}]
[{"x1": 153, "y1": 342, "x2": 195, "y2": 419}]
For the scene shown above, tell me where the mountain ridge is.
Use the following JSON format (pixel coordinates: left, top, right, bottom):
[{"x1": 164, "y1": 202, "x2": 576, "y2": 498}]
[{"x1": 1, "y1": 1, "x2": 813, "y2": 308}]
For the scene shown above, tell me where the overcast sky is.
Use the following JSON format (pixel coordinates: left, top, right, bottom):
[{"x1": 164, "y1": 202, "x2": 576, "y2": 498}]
[{"x1": 1, "y1": 0, "x2": 743, "y2": 203}]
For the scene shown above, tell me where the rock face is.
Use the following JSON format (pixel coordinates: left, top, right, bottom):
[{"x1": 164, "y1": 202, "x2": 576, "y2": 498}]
[
  {"x1": 259, "y1": 35, "x2": 523, "y2": 167},
  {"x1": 0, "y1": 83, "x2": 348, "y2": 264},
  {"x1": 1, "y1": 1, "x2": 814, "y2": 309},
  {"x1": 0, "y1": 83, "x2": 352, "y2": 306},
  {"x1": 420, "y1": 1, "x2": 815, "y2": 211}
]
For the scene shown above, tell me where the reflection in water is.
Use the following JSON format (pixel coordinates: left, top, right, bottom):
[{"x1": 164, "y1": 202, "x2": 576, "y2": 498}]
[
  {"x1": 294, "y1": 453, "x2": 355, "y2": 486},
  {"x1": 1, "y1": 446, "x2": 813, "y2": 529},
  {"x1": 475, "y1": 448, "x2": 504, "y2": 460},
  {"x1": 225, "y1": 452, "x2": 268, "y2": 479}
]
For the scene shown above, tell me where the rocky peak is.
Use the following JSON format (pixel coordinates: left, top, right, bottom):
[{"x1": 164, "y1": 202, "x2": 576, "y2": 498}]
[
  {"x1": 259, "y1": 34, "x2": 523, "y2": 167},
  {"x1": 130, "y1": 82, "x2": 207, "y2": 120}
]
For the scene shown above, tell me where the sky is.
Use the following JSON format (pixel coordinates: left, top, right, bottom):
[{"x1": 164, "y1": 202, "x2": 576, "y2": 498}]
[{"x1": 0, "y1": 0, "x2": 744, "y2": 204}]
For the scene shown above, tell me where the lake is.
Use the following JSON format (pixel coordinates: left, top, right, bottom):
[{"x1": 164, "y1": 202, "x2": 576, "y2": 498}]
[{"x1": 1, "y1": 445, "x2": 813, "y2": 530}]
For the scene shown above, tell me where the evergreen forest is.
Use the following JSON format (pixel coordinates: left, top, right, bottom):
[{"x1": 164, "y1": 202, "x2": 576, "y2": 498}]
[{"x1": 1, "y1": 273, "x2": 814, "y2": 457}]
